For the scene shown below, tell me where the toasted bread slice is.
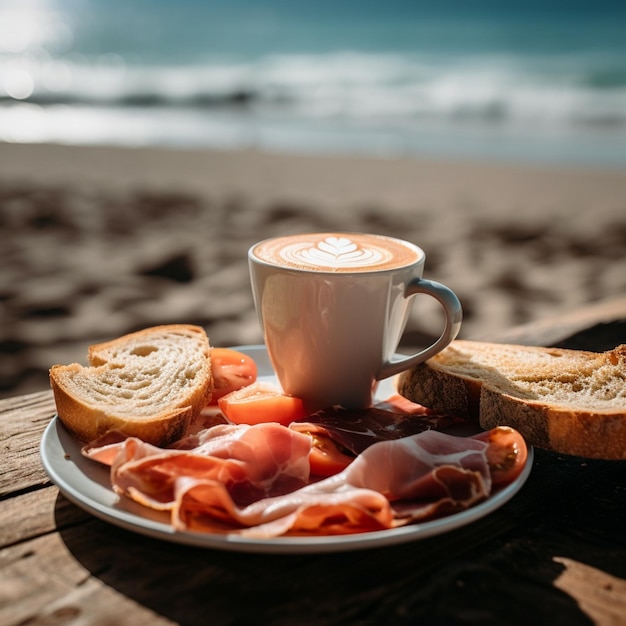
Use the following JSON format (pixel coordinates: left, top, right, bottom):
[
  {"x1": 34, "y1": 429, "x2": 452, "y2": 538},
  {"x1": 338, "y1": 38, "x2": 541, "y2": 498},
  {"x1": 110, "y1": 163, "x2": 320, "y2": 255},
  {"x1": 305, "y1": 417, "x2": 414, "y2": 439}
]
[
  {"x1": 50, "y1": 324, "x2": 213, "y2": 446},
  {"x1": 396, "y1": 340, "x2": 626, "y2": 459}
]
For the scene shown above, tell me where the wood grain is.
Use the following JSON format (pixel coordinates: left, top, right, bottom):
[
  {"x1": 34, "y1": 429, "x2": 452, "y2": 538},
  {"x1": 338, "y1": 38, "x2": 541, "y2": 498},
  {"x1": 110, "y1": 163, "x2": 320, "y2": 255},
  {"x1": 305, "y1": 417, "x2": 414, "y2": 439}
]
[
  {"x1": 554, "y1": 558, "x2": 626, "y2": 626},
  {"x1": 1, "y1": 298, "x2": 625, "y2": 626},
  {"x1": 489, "y1": 295, "x2": 626, "y2": 348},
  {"x1": 0, "y1": 391, "x2": 55, "y2": 497}
]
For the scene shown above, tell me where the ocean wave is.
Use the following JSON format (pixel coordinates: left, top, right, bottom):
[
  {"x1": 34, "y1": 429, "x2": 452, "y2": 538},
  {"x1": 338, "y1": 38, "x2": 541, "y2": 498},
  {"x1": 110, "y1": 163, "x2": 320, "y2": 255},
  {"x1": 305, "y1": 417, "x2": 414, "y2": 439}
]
[{"x1": 2, "y1": 51, "x2": 625, "y2": 131}]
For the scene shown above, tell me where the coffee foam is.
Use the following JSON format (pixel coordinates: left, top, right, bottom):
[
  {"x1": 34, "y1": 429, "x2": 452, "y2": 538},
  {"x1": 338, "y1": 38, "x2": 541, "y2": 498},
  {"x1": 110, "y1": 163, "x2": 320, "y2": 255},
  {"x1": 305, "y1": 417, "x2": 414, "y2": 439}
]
[{"x1": 253, "y1": 233, "x2": 421, "y2": 272}]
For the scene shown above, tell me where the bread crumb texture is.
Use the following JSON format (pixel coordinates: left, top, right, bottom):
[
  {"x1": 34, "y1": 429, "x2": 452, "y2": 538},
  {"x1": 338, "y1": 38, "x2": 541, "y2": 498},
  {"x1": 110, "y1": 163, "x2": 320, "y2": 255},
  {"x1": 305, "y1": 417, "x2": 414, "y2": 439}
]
[
  {"x1": 434, "y1": 343, "x2": 626, "y2": 411},
  {"x1": 49, "y1": 324, "x2": 213, "y2": 444}
]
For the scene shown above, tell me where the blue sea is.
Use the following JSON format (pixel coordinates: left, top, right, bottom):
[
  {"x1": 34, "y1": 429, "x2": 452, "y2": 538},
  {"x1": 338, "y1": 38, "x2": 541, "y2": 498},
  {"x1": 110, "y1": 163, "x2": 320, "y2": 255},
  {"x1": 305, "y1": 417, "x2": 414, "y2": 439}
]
[{"x1": 1, "y1": 0, "x2": 625, "y2": 167}]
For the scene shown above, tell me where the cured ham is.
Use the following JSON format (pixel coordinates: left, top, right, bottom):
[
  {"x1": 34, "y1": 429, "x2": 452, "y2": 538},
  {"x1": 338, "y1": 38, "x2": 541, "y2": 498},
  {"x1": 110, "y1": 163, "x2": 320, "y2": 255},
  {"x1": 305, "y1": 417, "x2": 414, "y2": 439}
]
[
  {"x1": 289, "y1": 398, "x2": 471, "y2": 477},
  {"x1": 175, "y1": 429, "x2": 491, "y2": 537},
  {"x1": 291, "y1": 397, "x2": 464, "y2": 456},
  {"x1": 82, "y1": 417, "x2": 526, "y2": 538},
  {"x1": 83, "y1": 423, "x2": 312, "y2": 510}
]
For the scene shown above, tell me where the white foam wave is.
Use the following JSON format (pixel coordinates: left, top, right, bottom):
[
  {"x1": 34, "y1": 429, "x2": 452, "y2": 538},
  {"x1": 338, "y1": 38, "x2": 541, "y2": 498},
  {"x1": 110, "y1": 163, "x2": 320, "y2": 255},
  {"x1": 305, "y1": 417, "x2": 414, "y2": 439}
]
[
  {"x1": 1, "y1": 51, "x2": 625, "y2": 129},
  {"x1": 2, "y1": 49, "x2": 625, "y2": 165}
]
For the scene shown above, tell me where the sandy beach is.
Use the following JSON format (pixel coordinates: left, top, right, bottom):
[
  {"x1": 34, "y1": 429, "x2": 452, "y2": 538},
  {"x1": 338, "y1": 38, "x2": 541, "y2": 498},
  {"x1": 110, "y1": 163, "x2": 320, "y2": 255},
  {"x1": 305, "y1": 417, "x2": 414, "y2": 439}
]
[{"x1": 1, "y1": 142, "x2": 625, "y2": 399}]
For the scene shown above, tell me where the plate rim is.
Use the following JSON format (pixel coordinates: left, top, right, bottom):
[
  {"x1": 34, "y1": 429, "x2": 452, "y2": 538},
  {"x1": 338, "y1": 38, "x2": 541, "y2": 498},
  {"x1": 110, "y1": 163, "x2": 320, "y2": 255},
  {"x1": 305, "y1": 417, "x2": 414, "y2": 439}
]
[{"x1": 40, "y1": 344, "x2": 533, "y2": 554}]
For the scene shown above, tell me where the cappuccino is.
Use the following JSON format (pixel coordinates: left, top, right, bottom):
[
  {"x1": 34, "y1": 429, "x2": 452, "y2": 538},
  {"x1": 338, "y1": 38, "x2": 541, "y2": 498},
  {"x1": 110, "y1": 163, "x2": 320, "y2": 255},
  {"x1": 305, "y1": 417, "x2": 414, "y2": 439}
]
[
  {"x1": 252, "y1": 233, "x2": 422, "y2": 272},
  {"x1": 248, "y1": 232, "x2": 462, "y2": 409}
]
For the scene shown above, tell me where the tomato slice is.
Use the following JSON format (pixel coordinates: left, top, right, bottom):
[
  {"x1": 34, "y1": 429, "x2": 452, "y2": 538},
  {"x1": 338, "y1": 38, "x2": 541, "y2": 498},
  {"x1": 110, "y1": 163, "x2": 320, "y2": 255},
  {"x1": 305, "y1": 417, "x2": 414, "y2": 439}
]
[
  {"x1": 210, "y1": 348, "x2": 258, "y2": 401},
  {"x1": 308, "y1": 436, "x2": 354, "y2": 477},
  {"x1": 473, "y1": 426, "x2": 529, "y2": 486},
  {"x1": 218, "y1": 382, "x2": 306, "y2": 426}
]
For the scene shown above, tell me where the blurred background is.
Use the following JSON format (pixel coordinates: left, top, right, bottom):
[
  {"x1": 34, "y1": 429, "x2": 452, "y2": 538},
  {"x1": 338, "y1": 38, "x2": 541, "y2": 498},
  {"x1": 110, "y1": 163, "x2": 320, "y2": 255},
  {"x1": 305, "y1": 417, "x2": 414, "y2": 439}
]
[
  {"x1": 1, "y1": 0, "x2": 625, "y2": 400},
  {"x1": 1, "y1": 0, "x2": 626, "y2": 165}
]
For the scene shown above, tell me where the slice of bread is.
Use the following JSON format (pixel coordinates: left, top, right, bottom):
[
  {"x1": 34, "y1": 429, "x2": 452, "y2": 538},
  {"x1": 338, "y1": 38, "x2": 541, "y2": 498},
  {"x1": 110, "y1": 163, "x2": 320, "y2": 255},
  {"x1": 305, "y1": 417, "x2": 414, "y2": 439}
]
[
  {"x1": 50, "y1": 324, "x2": 213, "y2": 446},
  {"x1": 396, "y1": 340, "x2": 626, "y2": 460}
]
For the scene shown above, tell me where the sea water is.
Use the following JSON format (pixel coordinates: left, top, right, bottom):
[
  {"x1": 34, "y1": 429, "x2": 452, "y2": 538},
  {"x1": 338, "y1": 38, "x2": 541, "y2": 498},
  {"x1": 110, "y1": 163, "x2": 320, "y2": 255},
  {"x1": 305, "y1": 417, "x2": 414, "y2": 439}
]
[{"x1": 1, "y1": 0, "x2": 625, "y2": 167}]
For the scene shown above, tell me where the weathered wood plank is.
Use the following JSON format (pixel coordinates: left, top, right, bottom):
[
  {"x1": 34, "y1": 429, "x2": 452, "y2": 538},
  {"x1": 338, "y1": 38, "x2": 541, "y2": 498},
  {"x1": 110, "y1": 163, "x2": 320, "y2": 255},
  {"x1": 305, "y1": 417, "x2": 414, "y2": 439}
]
[
  {"x1": 0, "y1": 390, "x2": 56, "y2": 496},
  {"x1": 2, "y1": 447, "x2": 623, "y2": 626},
  {"x1": 0, "y1": 486, "x2": 91, "y2": 548},
  {"x1": 0, "y1": 531, "x2": 174, "y2": 626},
  {"x1": 0, "y1": 297, "x2": 625, "y2": 626},
  {"x1": 0, "y1": 487, "x2": 59, "y2": 547},
  {"x1": 554, "y1": 557, "x2": 626, "y2": 626},
  {"x1": 488, "y1": 295, "x2": 626, "y2": 347}
]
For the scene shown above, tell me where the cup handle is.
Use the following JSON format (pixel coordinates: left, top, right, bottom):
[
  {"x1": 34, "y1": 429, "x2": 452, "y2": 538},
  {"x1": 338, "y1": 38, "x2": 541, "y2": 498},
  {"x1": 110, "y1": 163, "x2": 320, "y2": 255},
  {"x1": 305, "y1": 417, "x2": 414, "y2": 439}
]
[{"x1": 378, "y1": 278, "x2": 462, "y2": 380}]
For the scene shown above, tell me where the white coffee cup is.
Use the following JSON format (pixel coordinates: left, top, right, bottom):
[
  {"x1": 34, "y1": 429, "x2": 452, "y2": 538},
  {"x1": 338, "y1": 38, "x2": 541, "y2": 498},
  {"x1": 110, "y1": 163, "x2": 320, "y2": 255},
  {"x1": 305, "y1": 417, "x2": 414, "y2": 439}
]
[{"x1": 248, "y1": 232, "x2": 462, "y2": 411}]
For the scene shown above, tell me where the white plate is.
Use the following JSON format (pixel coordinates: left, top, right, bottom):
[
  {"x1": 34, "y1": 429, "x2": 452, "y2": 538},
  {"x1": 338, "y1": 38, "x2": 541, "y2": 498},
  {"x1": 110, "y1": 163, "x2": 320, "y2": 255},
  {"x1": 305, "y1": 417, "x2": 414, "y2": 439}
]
[{"x1": 40, "y1": 345, "x2": 533, "y2": 554}]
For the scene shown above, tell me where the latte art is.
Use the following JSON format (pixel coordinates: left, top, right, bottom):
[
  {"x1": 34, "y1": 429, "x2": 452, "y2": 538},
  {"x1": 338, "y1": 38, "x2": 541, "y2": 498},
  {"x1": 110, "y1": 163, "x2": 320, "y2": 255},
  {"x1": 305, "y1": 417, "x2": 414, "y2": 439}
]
[
  {"x1": 252, "y1": 233, "x2": 422, "y2": 272},
  {"x1": 282, "y1": 237, "x2": 392, "y2": 269}
]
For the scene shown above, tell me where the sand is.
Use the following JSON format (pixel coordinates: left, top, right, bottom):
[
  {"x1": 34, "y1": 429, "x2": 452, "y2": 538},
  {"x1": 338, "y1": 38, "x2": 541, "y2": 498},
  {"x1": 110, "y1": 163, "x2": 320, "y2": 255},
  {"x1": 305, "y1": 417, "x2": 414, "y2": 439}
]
[{"x1": 1, "y1": 142, "x2": 625, "y2": 399}]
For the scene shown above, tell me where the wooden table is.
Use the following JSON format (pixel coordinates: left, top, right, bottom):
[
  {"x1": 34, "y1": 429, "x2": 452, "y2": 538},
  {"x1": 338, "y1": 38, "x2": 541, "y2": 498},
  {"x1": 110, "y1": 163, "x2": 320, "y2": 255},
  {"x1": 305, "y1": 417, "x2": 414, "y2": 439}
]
[{"x1": 2, "y1": 298, "x2": 625, "y2": 626}]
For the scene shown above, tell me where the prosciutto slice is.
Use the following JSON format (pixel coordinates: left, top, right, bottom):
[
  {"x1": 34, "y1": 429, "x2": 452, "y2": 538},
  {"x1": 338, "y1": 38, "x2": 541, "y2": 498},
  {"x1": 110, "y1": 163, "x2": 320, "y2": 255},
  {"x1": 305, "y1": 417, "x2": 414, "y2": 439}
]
[
  {"x1": 290, "y1": 397, "x2": 464, "y2": 457},
  {"x1": 83, "y1": 423, "x2": 312, "y2": 510},
  {"x1": 84, "y1": 424, "x2": 495, "y2": 537},
  {"x1": 174, "y1": 429, "x2": 491, "y2": 537}
]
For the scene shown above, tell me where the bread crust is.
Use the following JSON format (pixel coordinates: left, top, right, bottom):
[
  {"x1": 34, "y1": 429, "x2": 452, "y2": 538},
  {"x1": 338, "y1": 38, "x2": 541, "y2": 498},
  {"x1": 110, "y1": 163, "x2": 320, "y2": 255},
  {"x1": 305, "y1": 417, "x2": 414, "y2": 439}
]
[
  {"x1": 396, "y1": 362, "x2": 483, "y2": 418},
  {"x1": 480, "y1": 389, "x2": 626, "y2": 459},
  {"x1": 396, "y1": 340, "x2": 626, "y2": 460},
  {"x1": 49, "y1": 324, "x2": 213, "y2": 446},
  {"x1": 50, "y1": 367, "x2": 193, "y2": 444}
]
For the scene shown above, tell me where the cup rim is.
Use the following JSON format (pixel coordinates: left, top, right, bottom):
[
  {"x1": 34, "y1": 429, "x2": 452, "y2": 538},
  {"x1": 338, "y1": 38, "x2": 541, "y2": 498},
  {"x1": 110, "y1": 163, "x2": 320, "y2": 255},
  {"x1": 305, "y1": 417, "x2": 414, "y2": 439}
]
[{"x1": 248, "y1": 232, "x2": 426, "y2": 275}]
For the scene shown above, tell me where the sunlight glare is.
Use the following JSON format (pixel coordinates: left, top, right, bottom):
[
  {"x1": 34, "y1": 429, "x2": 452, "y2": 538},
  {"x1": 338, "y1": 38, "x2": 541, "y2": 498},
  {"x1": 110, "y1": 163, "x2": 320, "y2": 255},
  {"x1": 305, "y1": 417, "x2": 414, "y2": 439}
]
[
  {"x1": 0, "y1": 0, "x2": 71, "y2": 54},
  {"x1": 4, "y1": 68, "x2": 35, "y2": 99}
]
